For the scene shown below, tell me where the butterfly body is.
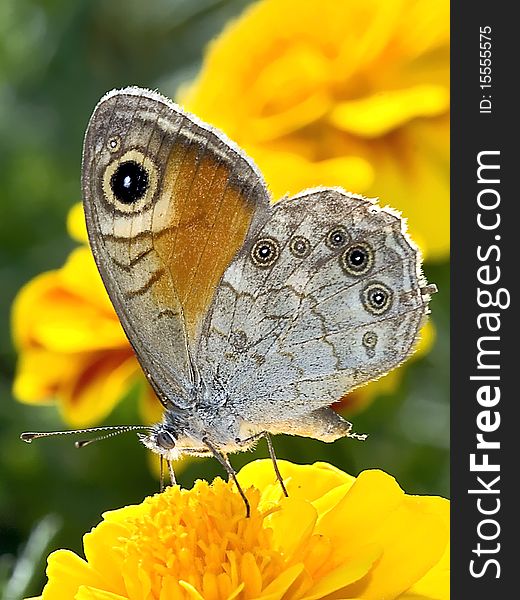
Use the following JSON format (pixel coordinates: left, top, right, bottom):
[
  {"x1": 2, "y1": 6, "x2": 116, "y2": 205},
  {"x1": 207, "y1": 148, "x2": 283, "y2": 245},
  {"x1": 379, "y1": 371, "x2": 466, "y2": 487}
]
[{"x1": 81, "y1": 87, "x2": 435, "y2": 467}]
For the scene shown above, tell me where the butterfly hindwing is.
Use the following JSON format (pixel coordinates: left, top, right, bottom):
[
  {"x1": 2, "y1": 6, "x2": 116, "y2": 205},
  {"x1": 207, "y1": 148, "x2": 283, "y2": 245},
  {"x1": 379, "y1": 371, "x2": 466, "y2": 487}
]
[{"x1": 197, "y1": 188, "x2": 432, "y2": 428}]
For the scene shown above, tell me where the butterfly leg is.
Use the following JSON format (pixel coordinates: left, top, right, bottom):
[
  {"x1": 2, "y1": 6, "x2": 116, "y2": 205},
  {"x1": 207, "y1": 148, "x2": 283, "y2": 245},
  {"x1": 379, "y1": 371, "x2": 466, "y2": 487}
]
[
  {"x1": 168, "y1": 460, "x2": 177, "y2": 485},
  {"x1": 159, "y1": 455, "x2": 176, "y2": 489},
  {"x1": 221, "y1": 452, "x2": 232, "y2": 482},
  {"x1": 264, "y1": 432, "x2": 289, "y2": 498},
  {"x1": 160, "y1": 455, "x2": 165, "y2": 491},
  {"x1": 203, "y1": 437, "x2": 251, "y2": 518},
  {"x1": 235, "y1": 432, "x2": 288, "y2": 498}
]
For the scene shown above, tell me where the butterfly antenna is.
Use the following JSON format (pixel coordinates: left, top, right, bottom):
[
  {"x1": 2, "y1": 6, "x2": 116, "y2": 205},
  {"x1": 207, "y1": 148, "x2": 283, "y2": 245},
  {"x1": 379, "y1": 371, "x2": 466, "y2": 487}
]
[
  {"x1": 20, "y1": 425, "x2": 150, "y2": 446},
  {"x1": 74, "y1": 427, "x2": 151, "y2": 448}
]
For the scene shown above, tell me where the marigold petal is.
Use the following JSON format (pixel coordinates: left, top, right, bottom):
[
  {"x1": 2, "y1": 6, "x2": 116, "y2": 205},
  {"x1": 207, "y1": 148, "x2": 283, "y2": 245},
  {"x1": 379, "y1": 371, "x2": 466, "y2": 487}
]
[
  {"x1": 225, "y1": 582, "x2": 245, "y2": 600},
  {"x1": 13, "y1": 248, "x2": 125, "y2": 355},
  {"x1": 259, "y1": 563, "x2": 305, "y2": 600},
  {"x1": 310, "y1": 482, "x2": 352, "y2": 519},
  {"x1": 60, "y1": 353, "x2": 139, "y2": 427},
  {"x1": 342, "y1": 501, "x2": 447, "y2": 599},
  {"x1": 266, "y1": 498, "x2": 317, "y2": 557},
  {"x1": 241, "y1": 47, "x2": 331, "y2": 140},
  {"x1": 400, "y1": 498, "x2": 450, "y2": 600},
  {"x1": 12, "y1": 271, "x2": 59, "y2": 349},
  {"x1": 13, "y1": 345, "x2": 137, "y2": 427},
  {"x1": 251, "y1": 150, "x2": 374, "y2": 200},
  {"x1": 364, "y1": 117, "x2": 449, "y2": 261},
  {"x1": 119, "y1": 553, "x2": 152, "y2": 600},
  {"x1": 215, "y1": 572, "x2": 233, "y2": 600},
  {"x1": 32, "y1": 294, "x2": 124, "y2": 353},
  {"x1": 301, "y1": 545, "x2": 381, "y2": 600},
  {"x1": 316, "y1": 470, "x2": 404, "y2": 536},
  {"x1": 178, "y1": 580, "x2": 205, "y2": 600},
  {"x1": 42, "y1": 550, "x2": 103, "y2": 600},
  {"x1": 83, "y1": 522, "x2": 130, "y2": 594},
  {"x1": 240, "y1": 552, "x2": 263, "y2": 598},
  {"x1": 316, "y1": 472, "x2": 448, "y2": 599},
  {"x1": 75, "y1": 587, "x2": 128, "y2": 600},
  {"x1": 330, "y1": 85, "x2": 449, "y2": 138},
  {"x1": 67, "y1": 202, "x2": 89, "y2": 243},
  {"x1": 239, "y1": 460, "x2": 354, "y2": 505},
  {"x1": 400, "y1": 546, "x2": 449, "y2": 600},
  {"x1": 334, "y1": 0, "x2": 404, "y2": 74},
  {"x1": 159, "y1": 576, "x2": 186, "y2": 600},
  {"x1": 101, "y1": 502, "x2": 147, "y2": 524},
  {"x1": 13, "y1": 348, "x2": 84, "y2": 404},
  {"x1": 58, "y1": 248, "x2": 126, "y2": 342}
]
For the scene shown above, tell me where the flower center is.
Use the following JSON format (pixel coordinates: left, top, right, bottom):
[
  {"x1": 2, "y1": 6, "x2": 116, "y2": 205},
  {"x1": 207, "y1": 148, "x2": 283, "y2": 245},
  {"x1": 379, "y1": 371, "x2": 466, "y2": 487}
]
[{"x1": 119, "y1": 479, "x2": 288, "y2": 599}]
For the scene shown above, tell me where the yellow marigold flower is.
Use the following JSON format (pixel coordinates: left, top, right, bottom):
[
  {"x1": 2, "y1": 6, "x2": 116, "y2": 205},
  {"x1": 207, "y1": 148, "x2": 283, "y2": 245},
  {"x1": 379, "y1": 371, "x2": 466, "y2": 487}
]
[
  {"x1": 36, "y1": 460, "x2": 449, "y2": 600},
  {"x1": 180, "y1": 0, "x2": 449, "y2": 261}
]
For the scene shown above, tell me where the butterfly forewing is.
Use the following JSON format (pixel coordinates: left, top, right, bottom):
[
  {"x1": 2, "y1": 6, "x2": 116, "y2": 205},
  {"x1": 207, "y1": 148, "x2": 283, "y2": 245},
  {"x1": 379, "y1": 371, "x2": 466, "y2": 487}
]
[{"x1": 81, "y1": 87, "x2": 270, "y2": 403}]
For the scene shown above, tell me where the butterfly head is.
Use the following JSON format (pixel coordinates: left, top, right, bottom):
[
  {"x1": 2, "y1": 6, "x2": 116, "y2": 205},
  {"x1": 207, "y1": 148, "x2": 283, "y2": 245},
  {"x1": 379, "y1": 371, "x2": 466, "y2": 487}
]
[{"x1": 139, "y1": 424, "x2": 180, "y2": 460}]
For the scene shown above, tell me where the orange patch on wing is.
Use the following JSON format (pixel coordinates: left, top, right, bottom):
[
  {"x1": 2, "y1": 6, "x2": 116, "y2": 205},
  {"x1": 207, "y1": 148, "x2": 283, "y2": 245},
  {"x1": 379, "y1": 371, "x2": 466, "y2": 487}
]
[{"x1": 153, "y1": 145, "x2": 255, "y2": 340}]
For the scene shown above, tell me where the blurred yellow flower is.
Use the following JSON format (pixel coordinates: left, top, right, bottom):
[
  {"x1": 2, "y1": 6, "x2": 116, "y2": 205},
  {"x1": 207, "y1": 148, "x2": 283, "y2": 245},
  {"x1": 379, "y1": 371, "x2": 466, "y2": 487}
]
[
  {"x1": 11, "y1": 241, "x2": 160, "y2": 428},
  {"x1": 180, "y1": 0, "x2": 449, "y2": 261},
  {"x1": 37, "y1": 460, "x2": 449, "y2": 600}
]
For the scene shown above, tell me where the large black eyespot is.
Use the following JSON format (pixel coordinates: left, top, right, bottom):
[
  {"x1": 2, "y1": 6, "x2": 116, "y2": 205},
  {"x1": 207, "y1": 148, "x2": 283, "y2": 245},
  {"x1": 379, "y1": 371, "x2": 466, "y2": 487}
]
[
  {"x1": 326, "y1": 226, "x2": 349, "y2": 249},
  {"x1": 251, "y1": 237, "x2": 280, "y2": 267},
  {"x1": 110, "y1": 161, "x2": 149, "y2": 204},
  {"x1": 341, "y1": 242, "x2": 374, "y2": 276},
  {"x1": 156, "y1": 429, "x2": 176, "y2": 449},
  {"x1": 362, "y1": 282, "x2": 393, "y2": 315},
  {"x1": 289, "y1": 235, "x2": 311, "y2": 258}
]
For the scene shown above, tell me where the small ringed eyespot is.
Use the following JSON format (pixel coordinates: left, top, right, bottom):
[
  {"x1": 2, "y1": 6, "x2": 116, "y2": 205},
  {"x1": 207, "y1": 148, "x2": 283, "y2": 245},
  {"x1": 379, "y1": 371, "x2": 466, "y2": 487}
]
[
  {"x1": 341, "y1": 242, "x2": 374, "y2": 276},
  {"x1": 251, "y1": 237, "x2": 280, "y2": 268},
  {"x1": 362, "y1": 331, "x2": 378, "y2": 349},
  {"x1": 107, "y1": 136, "x2": 121, "y2": 153},
  {"x1": 289, "y1": 235, "x2": 311, "y2": 258},
  {"x1": 326, "y1": 226, "x2": 349, "y2": 249},
  {"x1": 110, "y1": 160, "x2": 149, "y2": 205},
  {"x1": 362, "y1": 282, "x2": 393, "y2": 315},
  {"x1": 156, "y1": 430, "x2": 176, "y2": 449}
]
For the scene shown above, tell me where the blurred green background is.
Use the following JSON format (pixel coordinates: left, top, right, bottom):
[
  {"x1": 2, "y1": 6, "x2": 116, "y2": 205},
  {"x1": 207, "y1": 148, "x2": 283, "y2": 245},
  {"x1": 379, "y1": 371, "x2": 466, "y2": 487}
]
[{"x1": 0, "y1": 1, "x2": 449, "y2": 598}]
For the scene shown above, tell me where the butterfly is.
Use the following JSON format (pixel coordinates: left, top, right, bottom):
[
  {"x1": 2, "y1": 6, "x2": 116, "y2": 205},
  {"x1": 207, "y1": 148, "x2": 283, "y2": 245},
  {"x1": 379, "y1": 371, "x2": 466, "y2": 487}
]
[{"x1": 22, "y1": 87, "x2": 436, "y2": 515}]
